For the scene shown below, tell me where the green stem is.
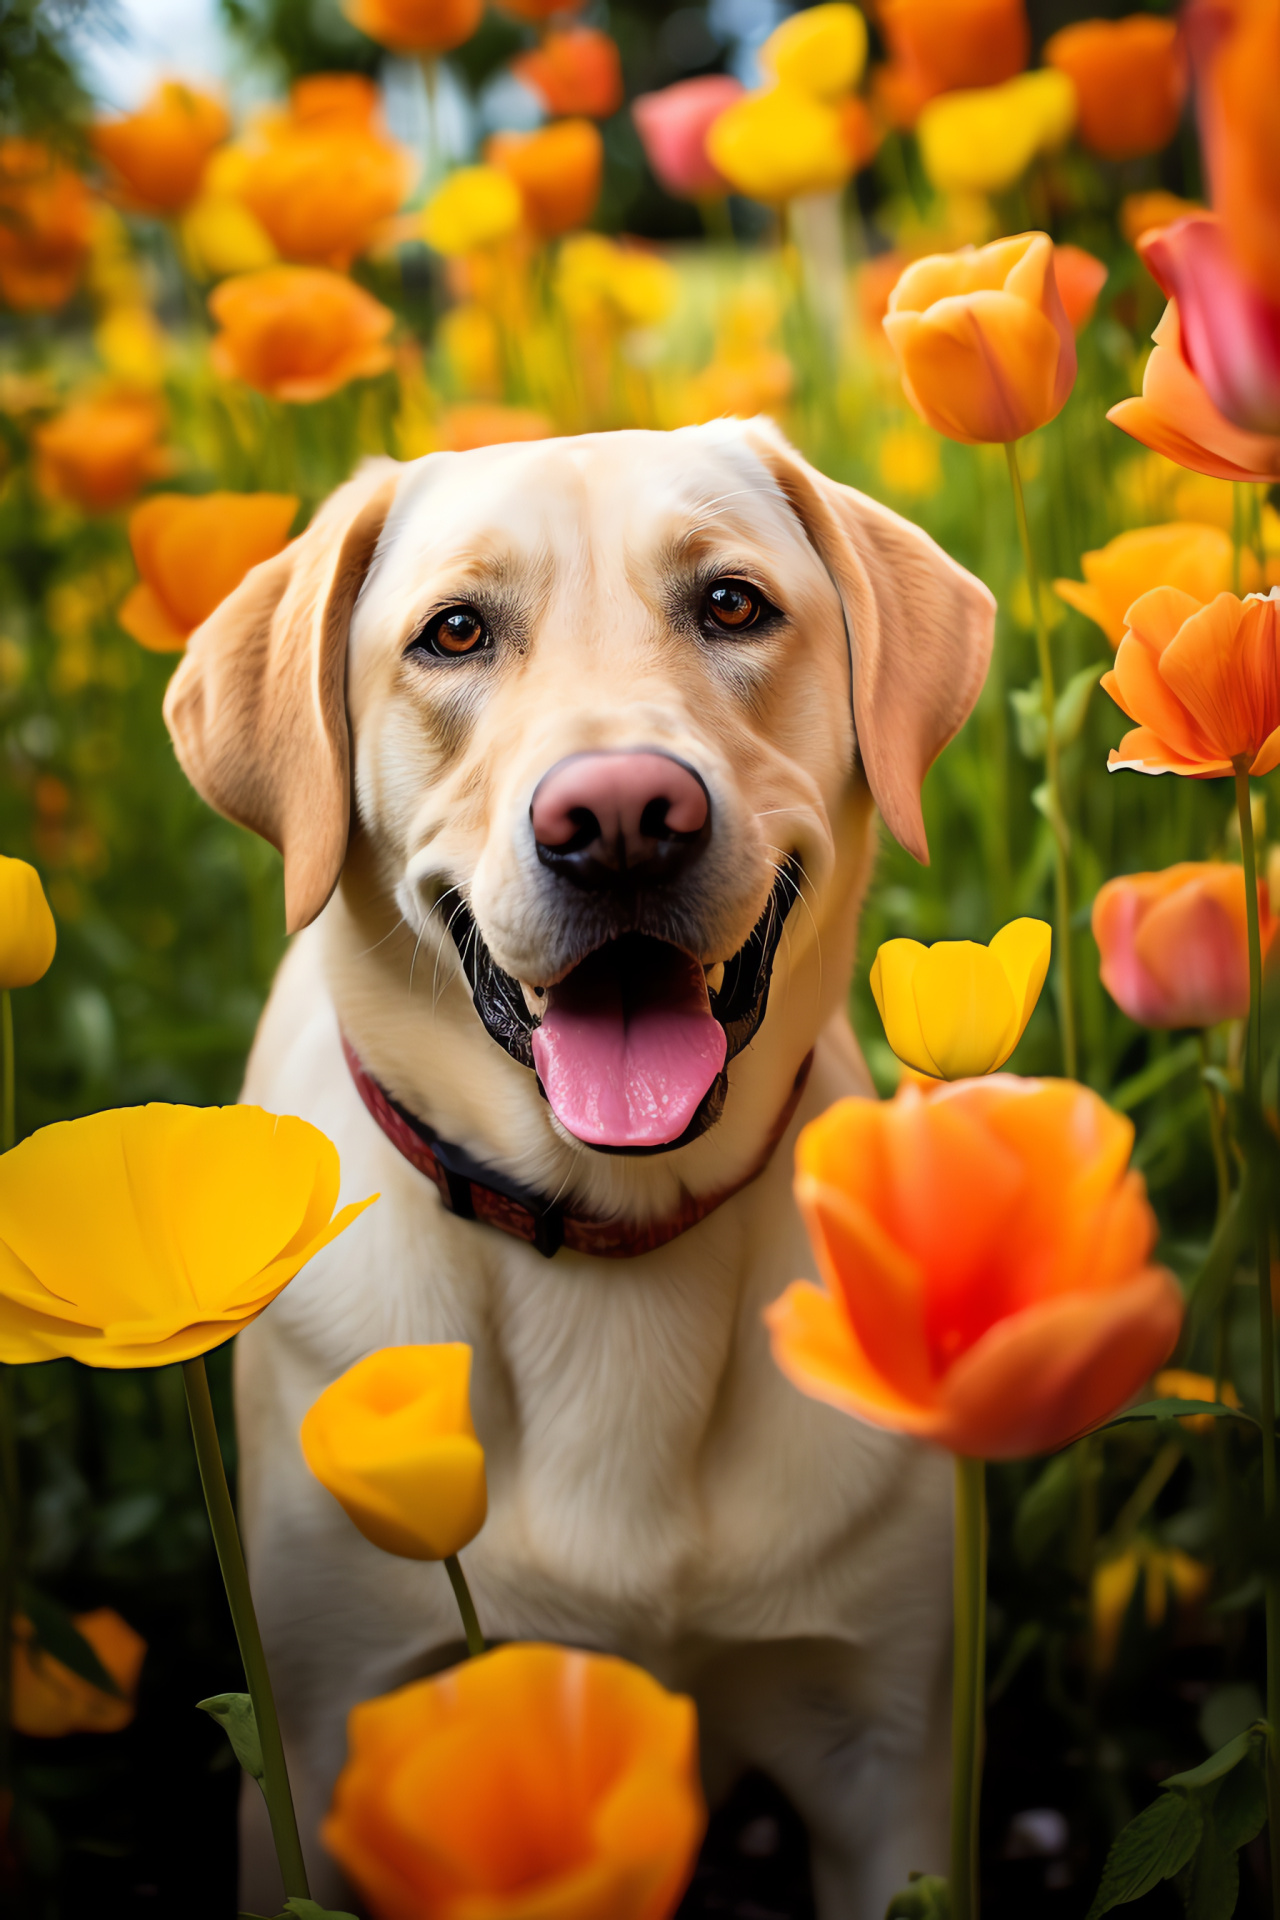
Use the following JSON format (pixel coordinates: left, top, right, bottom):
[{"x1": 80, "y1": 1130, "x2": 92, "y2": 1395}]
[
  {"x1": 2, "y1": 988, "x2": 13, "y2": 1153},
  {"x1": 1099, "y1": 1440, "x2": 1182, "y2": 1561},
  {"x1": 444, "y1": 1554, "x2": 486, "y2": 1658},
  {"x1": 1234, "y1": 765, "x2": 1280, "y2": 1920},
  {"x1": 182, "y1": 1357, "x2": 310, "y2": 1901},
  {"x1": 951, "y1": 1455, "x2": 987, "y2": 1920},
  {"x1": 1005, "y1": 441, "x2": 1077, "y2": 1080}
]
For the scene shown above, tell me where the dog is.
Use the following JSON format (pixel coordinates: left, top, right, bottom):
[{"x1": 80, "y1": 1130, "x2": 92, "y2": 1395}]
[{"x1": 164, "y1": 417, "x2": 994, "y2": 1918}]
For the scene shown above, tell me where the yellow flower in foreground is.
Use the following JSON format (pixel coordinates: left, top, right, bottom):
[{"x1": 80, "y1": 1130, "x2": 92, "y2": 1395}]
[
  {"x1": 917, "y1": 69, "x2": 1076, "y2": 195},
  {"x1": 870, "y1": 918, "x2": 1051, "y2": 1079},
  {"x1": 1054, "y1": 522, "x2": 1236, "y2": 648},
  {"x1": 759, "y1": 3, "x2": 868, "y2": 100},
  {"x1": 422, "y1": 165, "x2": 523, "y2": 257},
  {"x1": 11, "y1": 1607, "x2": 146, "y2": 1735},
  {"x1": 0, "y1": 856, "x2": 56, "y2": 989},
  {"x1": 0, "y1": 1105, "x2": 374, "y2": 1367},
  {"x1": 301, "y1": 1344, "x2": 487, "y2": 1561},
  {"x1": 706, "y1": 87, "x2": 855, "y2": 201}
]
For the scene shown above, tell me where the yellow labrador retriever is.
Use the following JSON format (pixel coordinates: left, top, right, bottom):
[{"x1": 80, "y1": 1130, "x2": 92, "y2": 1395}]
[{"x1": 165, "y1": 418, "x2": 993, "y2": 1917}]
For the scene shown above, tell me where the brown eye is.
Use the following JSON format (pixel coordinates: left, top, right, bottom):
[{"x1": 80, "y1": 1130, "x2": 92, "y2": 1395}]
[
  {"x1": 705, "y1": 579, "x2": 765, "y2": 632},
  {"x1": 410, "y1": 605, "x2": 490, "y2": 661}
]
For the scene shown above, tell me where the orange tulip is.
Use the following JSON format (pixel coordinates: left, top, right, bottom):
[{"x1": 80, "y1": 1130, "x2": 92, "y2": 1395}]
[
  {"x1": 766, "y1": 1078, "x2": 1182, "y2": 1459},
  {"x1": 1044, "y1": 17, "x2": 1187, "y2": 161},
  {"x1": 1103, "y1": 585, "x2": 1280, "y2": 778},
  {"x1": 488, "y1": 120, "x2": 603, "y2": 239},
  {"x1": 11, "y1": 1608, "x2": 146, "y2": 1736},
  {"x1": 1055, "y1": 522, "x2": 1236, "y2": 647},
  {"x1": 323, "y1": 1643, "x2": 705, "y2": 1920},
  {"x1": 289, "y1": 73, "x2": 384, "y2": 128},
  {"x1": 883, "y1": 232, "x2": 1076, "y2": 445},
  {"x1": 119, "y1": 492, "x2": 298, "y2": 653},
  {"x1": 1053, "y1": 243, "x2": 1108, "y2": 332},
  {"x1": 513, "y1": 29, "x2": 624, "y2": 120},
  {"x1": 33, "y1": 391, "x2": 169, "y2": 513},
  {"x1": 345, "y1": 0, "x2": 482, "y2": 53},
  {"x1": 209, "y1": 266, "x2": 395, "y2": 402},
  {"x1": 236, "y1": 80, "x2": 411, "y2": 269},
  {"x1": 1093, "y1": 862, "x2": 1275, "y2": 1029},
  {"x1": 439, "y1": 404, "x2": 555, "y2": 451},
  {"x1": 875, "y1": 0, "x2": 1029, "y2": 127},
  {"x1": 1108, "y1": 300, "x2": 1280, "y2": 485},
  {"x1": 0, "y1": 140, "x2": 94, "y2": 312},
  {"x1": 93, "y1": 82, "x2": 230, "y2": 215},
  {"x1": 1120, "y1": 189, "x2": 1204, "y2": 247},
  {"x1": 1188, "y1": 0, "x2": 1280, "y2": 305}
]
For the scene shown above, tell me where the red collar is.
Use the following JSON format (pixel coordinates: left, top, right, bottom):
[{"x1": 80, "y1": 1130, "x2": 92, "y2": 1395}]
[{"x1": 342, "y1": 1035, "x2": 812, "y2": 1260}]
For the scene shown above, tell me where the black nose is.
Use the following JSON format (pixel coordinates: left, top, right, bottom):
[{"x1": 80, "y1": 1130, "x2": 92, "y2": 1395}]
[{"x1": 530, "y1": 750, "x2": 712, "y2": 893}]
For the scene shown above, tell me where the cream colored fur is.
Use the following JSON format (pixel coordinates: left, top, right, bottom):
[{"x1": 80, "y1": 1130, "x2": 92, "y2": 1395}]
[{"x1": 164, "y1": 420, "x2": 994, "y2": 1918}]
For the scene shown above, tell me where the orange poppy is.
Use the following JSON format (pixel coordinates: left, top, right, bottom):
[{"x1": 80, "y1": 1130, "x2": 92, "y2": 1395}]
[
  {"x1": 513, "y1": 28, "x2": 624, "y2": 120},
  {"x1": 93, "y1": 82, "x2": 230, "y2": 215},
  {"x1": 0, "y1": 140, "x2": 94, "y2": 312},
  {"x1": 11, "y1": 1608, "x2": 146, "y2": 1736},
  {"x1": 1044, "y1": 16, "x2": 1187, "y2": 161},
  {"x1": 1188, "y1": 0, "x2": 1280, "y2": 305},
  {"x1": 345, "y1": 0, "x2": 482, "y2": 53},
  {"x1": 1053, "y1": 243, "x2": 1108, "y2": 332},
  {"x1": 488, "y1": 120, "x2": 603, "y2": 239},
  {"x1": 323, "y1": 1643, "x2": 705, "y2": 1920},
  {"x1": 874, "y1": 0, "x2": 1030, "y2": 127},
  {"x1": 119, "y1": 491, "x2": 299, "y2": 652},
  {"x1": 1093, "y1": 862, "x2": 1276, "y2": 1029},
  {"x1": 33, "y1": 391, "x2": 170, "y2": 513},
  {"x1": 766, "y1": 1077, "x2": 1182, "y2": 1459},
  {"x1": 1108, "y1": 300, "x2": 1280, "y2": 485},
  {"x1": 235, "y1": 79, "x2": 411, "y2": 269},
  {"x1": 1103, "y1": 586, "x2": 1280, "y2": 779},
  {"x1": 208, "y1": 266, "x2": 395, "y2": 402}
]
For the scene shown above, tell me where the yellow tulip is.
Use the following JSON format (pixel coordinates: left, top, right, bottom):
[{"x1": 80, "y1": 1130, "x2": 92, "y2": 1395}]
[
  {"x1": 0, "y1": 1105, "x2": 374, "y2": 1366},
  {"x1": 422, "y1": 165, "x2": 523, "y2": 258},
  {"x1": 0, "y1": 856, "x2": 56, "y2": 989},
  {"x1": 706, "y1": 87, "x2": 855, "y2": 202},
  {"x1": 94, "y1": 306, "x2": 170, "y2": 387},
  {"x1": 917, "y1": 69, "x2": 1076, "y2": 195},
  {"x1": 870, "y1": 918, "x2": 1051, "y2": 1079},
  {"x1": 300, "y1": 1344, "x2": 487, "y2": 1561},
  {"x1": 1053, "y1": 522, "x2": 1235, "y2": 647},
  {"x1": 759, "y1": 3, "x2": 868, "y2": 101}
]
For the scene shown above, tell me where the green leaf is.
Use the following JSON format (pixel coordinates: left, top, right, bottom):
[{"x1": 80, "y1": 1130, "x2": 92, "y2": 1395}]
[
  {"x1": 1055, "y1": 661, "x2": 1108, "y2": 747},
  {"x1": 1015, "y1": 1449, "x2": 1080, "y2": 1567},
  {"x1": 885, "y1": 1873, "x2": 951, "y2": 1918},
  {"x1": 1097, "y1": 1399, "x2": 1255, "y2": 1432},
  {"x1": 283, "y1": 1901, "x2": 360, "y2": 1920},
  {"x1": 1173, "y1": 1819, "x2": 1239, "y2": 1920},
  {"x1": 1208, "y1": 1753, "x2": 1268, "y2": 1854},
  {"x1": 17, "y1": 1582, "x2": 123, "y2": 1698},
  {"x1": 1111, "y1": 1037, "x2": 1201, "y2": 1113},
  {"x1": 198, "y1": 1693, "x2": 265, "y2": 1783},
  {"x1": 1186, "y1": 1193, "x2": 1244, "y2": 1350},
  {"x1": 1085, "y1": 1791, "x2": 1202, "y2": 1919},
  {"x1": 1162, "y1": 1727, "x2": 1261, "y2": 1792},
  {"x1": 1010, "y1": 681, "x2": 1048, "y2": 759}
]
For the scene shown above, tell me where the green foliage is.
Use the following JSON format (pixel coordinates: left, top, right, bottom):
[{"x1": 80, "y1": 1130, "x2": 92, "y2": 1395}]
[
  {"x1": 198, "y1": 1690, "x2": 264, "y2": 1782},
  {"x1": 0, "y1": 0, "x2": 92, "y2": 145},
  {"x1": 886, "y1": 1872, "x2": 951, "y2": 1918}
]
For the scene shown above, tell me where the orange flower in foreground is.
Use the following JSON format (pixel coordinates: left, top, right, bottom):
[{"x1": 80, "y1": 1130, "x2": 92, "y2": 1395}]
[
  {"x1": 324, "y1": 1644, "x2": 705, "y2": 1920},
  {"x1": 33, "y1": 392, "x2": 169, "y2": 513},
  {"x1": 119, "y1": 491, "x2": 298, "y2": 652},
  {"x1": 1093, "y1": 863, "x2": 1275, "y2": 1029},
  {"x1": 1044, "y1": 16, "x2": 1186, "y2": 161},
  {"x1": 11, "y1": 1608, "x2": 146, "y2": 1736},
  {"x1": 883, "y1": 232, "x2": 1075, "y2": 444},
  {"x1": 236, "y1": 82, "x2": 411, "y2": 268},
  {"x1": 93, "y1": 82, "x2": 230, "y2": 215},
  {"x1": 488, "y1": 120, "x2": 603, "y2": 239},
  {"x1": 1108, "y1": 300, "x2": 1280, "y2": 484},
  {"x1": 1053, "y1": 244, "x2": 1108, "y2": 332},
  {"x1": 765, "y1": 1078, "x2": 1182, "y2": 1459},
  {"x1": 1103, "y1": 586, "x2": 1280, "y2": 778},
  {"x1": 0, "y1": 140, "x2": 94, "y2": 312},
  {"x1": 345, "y1": 0, "x2": 482, "y2": 52},
  {"x1": 513, "y1": 29, "x2": 624, "y2": 120},
  {"x1": 209, "y1": 266, "x2": 395, "y2": 402},
  {"x1": 875, "y1": 0, "x2": 1029, "y2": 126}
]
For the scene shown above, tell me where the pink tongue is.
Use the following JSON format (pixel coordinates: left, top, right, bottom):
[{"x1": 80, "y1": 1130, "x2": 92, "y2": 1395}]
[{"x1": 531, "y1": 945, "x2": 727, "y2": 1148}]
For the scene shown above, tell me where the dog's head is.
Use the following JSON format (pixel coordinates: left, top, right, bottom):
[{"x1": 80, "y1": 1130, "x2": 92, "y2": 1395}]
[{"x1": 164, "y1": 421, "x2": 992, "y2": 1158}]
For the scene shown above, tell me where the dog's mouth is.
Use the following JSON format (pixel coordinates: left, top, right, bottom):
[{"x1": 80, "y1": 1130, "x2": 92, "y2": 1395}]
[{"x1": 447, "y1": 857, "x2": 803, "y2": 1154}]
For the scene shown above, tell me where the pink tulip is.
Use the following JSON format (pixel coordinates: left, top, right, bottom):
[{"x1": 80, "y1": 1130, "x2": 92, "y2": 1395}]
[
  {"x1": 631, "y1": 75, "x2": 745, "y2": 200},
  {"x1": 1141, "y1": 215, "x2": 1280, "y2": 435},
  {"x1": 1092, "y1": 862, "x2": 1276, "y2": 1030}
]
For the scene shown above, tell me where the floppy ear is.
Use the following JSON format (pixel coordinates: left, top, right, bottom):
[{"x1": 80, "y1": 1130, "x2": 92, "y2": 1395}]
[
  {"x1": 163, "y1": 460, "x2": 401, "y2": 933},
  {"x1": 746, "y1": 423, "x2": 995, "y2": 864}
]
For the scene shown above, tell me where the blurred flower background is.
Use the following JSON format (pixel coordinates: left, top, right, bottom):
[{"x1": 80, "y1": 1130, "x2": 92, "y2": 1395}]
[{"x1": 1, "y1": 0, "x2": 1277, "y2": 1914}]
